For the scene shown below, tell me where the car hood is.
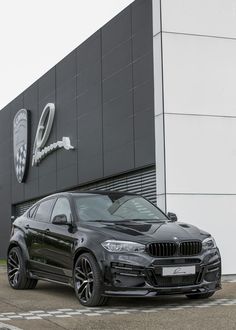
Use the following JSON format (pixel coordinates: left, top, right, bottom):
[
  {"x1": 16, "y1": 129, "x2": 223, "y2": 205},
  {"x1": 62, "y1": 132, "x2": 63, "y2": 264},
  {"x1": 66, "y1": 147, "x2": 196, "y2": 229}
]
[{"x1": 82, "y1": 220, "x2": 210, "y2": 243}]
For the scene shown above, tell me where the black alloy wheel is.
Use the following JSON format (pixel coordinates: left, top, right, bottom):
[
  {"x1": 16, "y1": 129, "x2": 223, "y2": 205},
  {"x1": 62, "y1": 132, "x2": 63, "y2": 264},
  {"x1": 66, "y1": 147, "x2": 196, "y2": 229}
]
[
  {"x1": 7, "y1": 247, "x2": 37, "y2": 290},
  {"x1": 8, "y1": 248, "x2": 20, "y2": 287},
  {"x1": 74, "y1": 253, "x2": 108, "y2": 307}
]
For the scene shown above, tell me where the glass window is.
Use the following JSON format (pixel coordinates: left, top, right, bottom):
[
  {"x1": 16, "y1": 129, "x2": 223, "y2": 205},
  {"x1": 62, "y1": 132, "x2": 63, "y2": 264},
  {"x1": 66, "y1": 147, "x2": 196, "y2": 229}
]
[
  {"x1": 51, "y1": 197, "x2": 71, "y2": 223},
  {"x1": 28, "y1": 204, "x2": 38, "y2": 219},
  {"x1": 73, "y1": 193, "x2": 168, "y2": 222},
  {"x1": 35, "y1": 199, "x2": 56, "y2": 222}
]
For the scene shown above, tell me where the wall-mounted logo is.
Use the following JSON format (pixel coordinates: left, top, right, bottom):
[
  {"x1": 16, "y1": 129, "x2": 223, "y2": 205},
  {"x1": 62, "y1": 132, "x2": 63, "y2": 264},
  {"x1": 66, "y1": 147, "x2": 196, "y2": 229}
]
[
  {"x1": 32, "y1": 103, "x2": 74, "y2": 166},
  {"x1": 13, "y1": 109, "x2": 30, "y2": 183}
]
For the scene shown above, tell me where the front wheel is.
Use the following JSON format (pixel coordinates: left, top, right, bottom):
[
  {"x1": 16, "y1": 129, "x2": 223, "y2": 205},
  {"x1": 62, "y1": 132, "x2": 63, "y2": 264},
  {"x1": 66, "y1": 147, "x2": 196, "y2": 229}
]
[
  {"x1": 186, "y1": 292, "x2": 215, "y2": 299},
  {"x1": 74, "y1": 253, "x2": 108, "y2": 307},
  {"x1": 7, "y1": 246, "x2": 38, "y2": 290}
]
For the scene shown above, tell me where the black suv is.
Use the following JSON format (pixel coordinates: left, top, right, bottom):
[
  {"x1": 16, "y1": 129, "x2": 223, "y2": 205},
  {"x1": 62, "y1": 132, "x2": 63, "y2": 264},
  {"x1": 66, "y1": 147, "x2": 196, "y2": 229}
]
[{"x1": 7, "y1": 191, "x2": 221, "y2": 306}]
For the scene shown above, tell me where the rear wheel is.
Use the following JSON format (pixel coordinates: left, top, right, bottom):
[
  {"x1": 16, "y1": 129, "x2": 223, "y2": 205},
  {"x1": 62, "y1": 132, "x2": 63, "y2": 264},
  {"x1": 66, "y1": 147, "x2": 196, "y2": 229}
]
[
  {"x1": 7, "y1": 246, "x2": 37, "y2": 290},
  {"x1": 74, "y1": 253, "x2": 108, "y2": 307},
  {"x1": 186, "y1": 292, "x2": 215, "y2": 299}
]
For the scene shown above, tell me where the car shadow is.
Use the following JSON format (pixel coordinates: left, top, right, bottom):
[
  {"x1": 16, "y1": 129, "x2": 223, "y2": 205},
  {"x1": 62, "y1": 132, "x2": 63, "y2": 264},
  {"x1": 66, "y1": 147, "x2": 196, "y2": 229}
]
[{"x1": 34, "y1": 282, "x2": 208, "y2": 308}]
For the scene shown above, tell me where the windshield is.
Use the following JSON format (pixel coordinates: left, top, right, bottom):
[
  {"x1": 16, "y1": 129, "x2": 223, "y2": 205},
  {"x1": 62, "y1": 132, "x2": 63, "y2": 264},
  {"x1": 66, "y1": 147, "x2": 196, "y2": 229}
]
[{"x1": 73, "y1": 193, "x2": 168, "y2": 222}]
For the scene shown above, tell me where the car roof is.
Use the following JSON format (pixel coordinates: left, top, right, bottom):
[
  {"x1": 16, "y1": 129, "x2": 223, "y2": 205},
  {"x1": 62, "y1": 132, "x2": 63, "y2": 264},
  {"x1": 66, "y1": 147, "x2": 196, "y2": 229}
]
[
  {"x1": 28, "y1": 190, "x2": 139, "y2": 209},
  {"x1": 69, "y1": 190, "x2": 138, "y2": 196}
]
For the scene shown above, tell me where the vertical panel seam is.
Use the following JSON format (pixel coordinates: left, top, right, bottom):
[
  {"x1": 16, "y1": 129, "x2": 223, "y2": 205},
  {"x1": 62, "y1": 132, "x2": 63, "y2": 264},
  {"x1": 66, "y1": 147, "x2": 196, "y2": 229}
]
[
  {"x1": 130, "y1": 4, "x2": 136, "y2": 169},
  {"x1": 100, "y1": 29, "x2": 105, "y2": 177},
  {"x1": 76, "y1": 50, "x2": 79, "y2": 185},
  {"x1": 159, "y1": 0, "x2": 167, "y2": 212}
]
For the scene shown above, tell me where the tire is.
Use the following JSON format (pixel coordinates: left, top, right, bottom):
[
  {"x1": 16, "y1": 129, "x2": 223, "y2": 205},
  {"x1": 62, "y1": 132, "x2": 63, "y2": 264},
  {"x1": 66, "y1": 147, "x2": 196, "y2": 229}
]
[
  {"x1": 186, "y1": 291, "x2": 215, "y2": 299},
  {"x1": 74, "y1": 253, "x2": 108, "y2": 307},
  {"x1": 7, "y1": 246, "x2": 38, "y2": 290}
]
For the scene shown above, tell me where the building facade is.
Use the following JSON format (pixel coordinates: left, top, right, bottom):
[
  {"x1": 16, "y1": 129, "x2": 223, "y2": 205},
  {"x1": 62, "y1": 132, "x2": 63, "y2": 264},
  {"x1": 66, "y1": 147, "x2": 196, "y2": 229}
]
[{"x1": 0, "y1": 0, "x2": 235, "y2": 275}]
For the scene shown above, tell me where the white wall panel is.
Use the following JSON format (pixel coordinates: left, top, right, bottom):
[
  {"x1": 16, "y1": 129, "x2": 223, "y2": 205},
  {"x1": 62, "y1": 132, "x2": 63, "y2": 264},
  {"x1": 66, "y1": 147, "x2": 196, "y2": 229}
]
[
  {"x1": 157, "y1": 194, "x2": 166, "y2": 211},
  {"x1": 153, "y1": 10, "x2": 166, "y2": 209},
  {"x1": 165, "y1": 114, "x2": 236, "y2": 194},
  {"x1": 162, "y1": 0, "x2": 236, "y2": 39},
  {"x1": 155, "y1": 115, "x2": 166, "y2": 196},
  {"x1": 166, "y1": 194, "x2": 236, "y2": 274},
  {"x1": 153, "y1": 35, "x2": 163, "y2": 116},
  {"x1": 162, "y1": 33, "x2": 236, "y2": 116},
  {"x1": 152, "y1": 0, "x2": 161, "y2": 36}
]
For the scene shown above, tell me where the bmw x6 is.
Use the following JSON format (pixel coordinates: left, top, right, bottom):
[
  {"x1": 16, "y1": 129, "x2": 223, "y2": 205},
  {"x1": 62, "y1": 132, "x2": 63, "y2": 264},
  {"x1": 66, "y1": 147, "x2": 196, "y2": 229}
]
[{"x1": 7, "y1": 191, "x2": 221, "y2": 306}]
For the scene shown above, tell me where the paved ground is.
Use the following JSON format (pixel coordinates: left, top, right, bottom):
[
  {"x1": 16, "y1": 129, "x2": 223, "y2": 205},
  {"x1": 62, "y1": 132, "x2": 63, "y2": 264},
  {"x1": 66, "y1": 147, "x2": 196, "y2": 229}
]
[{"x1": 0, "y1": 267, "x2": 235, "y2": 330}]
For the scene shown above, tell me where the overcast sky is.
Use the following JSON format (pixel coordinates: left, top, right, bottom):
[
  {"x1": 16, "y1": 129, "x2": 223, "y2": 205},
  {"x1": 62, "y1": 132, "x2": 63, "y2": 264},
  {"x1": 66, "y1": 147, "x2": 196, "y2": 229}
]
[{"x1": 0, "y1": 0, "x2": 134, "y2": 110}]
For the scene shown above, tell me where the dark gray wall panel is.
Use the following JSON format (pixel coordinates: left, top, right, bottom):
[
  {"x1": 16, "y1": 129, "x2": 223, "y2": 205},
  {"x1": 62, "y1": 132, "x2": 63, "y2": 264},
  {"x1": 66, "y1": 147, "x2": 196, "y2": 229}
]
[
  {"x1": 132, "y1": 26, "x2": 153, "y2": 61},
  {"x1": 77, "y1": 109, "x2": 103, "y2": 184},
  {"x1": 133, "y1": 52, "x2": 153, "y2": 87},
  {"x1": 38, "y1": 68, "x2": 57, "y2": 196},
  {"x1": 103, "y1": 65, "x2": 132, "y2": 103},
  {"x1": 134, "y1": 80, "x2": 154, "y2": 113},
  {"x1": 103, "y1": 91, "x2": 134, "y2": 176},
  {"x1": 77, "y1": 31, "x2": 101, "y2": 72},
  {"x1": 132, "y1": 0, "x2": 153, "y2": 61},
  {"x1": 103, "y1": 142, "x2": 134, "y2": 177},
  {"x1": 132, "y1": 0, "x2": 153, "y2": 34},
  {"x1": 77, "y1": 61, "x2": 101, "y2": 96},
  {"x1": 103, "y1": 91, "x2": 133, "y2": 126},
  {"x1": 102, "y1": 39, "x2": 132, "y2": 79},
  {"x1": 77, "y1": 84, "x2": 102, "y2": 114},
  {"x1": 134, "y1": 80, "x2": 155, "y2": 167},
  {"x1": 77, "y1": 32, "x2": 103, "y2": 184},
  {"x1": 56, "y1": 51, "x2": 78, "y2": 190},
  {"x1": 102, "y1": 7, "x2": 131, "y2": 56}
]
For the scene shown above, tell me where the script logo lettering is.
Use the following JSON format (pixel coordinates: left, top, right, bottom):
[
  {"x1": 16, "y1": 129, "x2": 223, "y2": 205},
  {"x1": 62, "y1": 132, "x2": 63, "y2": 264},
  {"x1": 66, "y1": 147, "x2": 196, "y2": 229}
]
[{"x1": 32, "y1": 103, "x2": 74, "y2": 166}]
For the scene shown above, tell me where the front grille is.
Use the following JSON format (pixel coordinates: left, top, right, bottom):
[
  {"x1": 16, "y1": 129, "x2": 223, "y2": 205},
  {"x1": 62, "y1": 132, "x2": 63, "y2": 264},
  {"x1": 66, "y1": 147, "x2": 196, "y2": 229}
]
[
  {"x1": 147, "y1": 241, "x2": 202, "y2": 257},
  {"x1": 147, "y1": 243, "x2": 177, "y2": 257},
  {"x1": 152, "y1": 258, "x2": 201, "y2": 265},
  {"x1": 179, "y1": 241, "x2": 202, "y2": 256}
]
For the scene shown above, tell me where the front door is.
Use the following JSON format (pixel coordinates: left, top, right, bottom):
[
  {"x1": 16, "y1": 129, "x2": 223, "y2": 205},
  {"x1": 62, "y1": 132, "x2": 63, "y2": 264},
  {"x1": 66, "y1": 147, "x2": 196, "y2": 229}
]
[
  {"x1": 43, "y1": 197, "x2": 75, "y2": 279},
  {"x1": 26, "y1": 198, "x2": 56, "y2": 272}
]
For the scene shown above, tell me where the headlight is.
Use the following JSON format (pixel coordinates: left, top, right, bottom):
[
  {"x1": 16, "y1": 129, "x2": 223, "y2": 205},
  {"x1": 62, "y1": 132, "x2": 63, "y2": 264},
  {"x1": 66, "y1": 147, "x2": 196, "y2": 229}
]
[
  {"x1": 202, "y1": 237, "x2": 216, "y2": 250},
  {"x1": 101, "y1": 240, "x2": 145, "y2": 253}
]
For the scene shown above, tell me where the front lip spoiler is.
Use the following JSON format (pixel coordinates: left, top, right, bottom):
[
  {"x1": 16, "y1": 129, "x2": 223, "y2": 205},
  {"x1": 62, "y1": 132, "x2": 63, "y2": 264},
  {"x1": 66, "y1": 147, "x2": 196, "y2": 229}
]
[{"x1": 103, "y1": 282, "x2": 221, "y2": 297}]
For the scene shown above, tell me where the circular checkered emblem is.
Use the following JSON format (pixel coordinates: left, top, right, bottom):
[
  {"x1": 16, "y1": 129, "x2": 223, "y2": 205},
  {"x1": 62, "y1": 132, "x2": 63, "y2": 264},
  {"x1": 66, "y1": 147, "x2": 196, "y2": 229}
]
[{"x1": 13, "y1": 109, "x2": 29, "y2": 183}]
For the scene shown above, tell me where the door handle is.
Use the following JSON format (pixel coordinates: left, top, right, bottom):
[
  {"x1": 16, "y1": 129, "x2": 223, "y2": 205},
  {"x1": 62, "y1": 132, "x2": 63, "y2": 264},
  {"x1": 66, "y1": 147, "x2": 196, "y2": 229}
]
[
  {"x1": 45, "y1": 228, "x2": 50, "y2": 233},
  {"x1": 25, "y1": 224, "x2": 30, "y2": 230}
]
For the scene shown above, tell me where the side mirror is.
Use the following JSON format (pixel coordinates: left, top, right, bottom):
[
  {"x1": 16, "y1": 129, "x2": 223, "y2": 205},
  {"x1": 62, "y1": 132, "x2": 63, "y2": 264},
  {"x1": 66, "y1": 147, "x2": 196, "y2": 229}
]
[
  {"x1": 167, "y1": 212, "x2": 178, "y2": 222},
  {"x1": 52, "y1": 214, "x2": 68, "y2": 225},
  {"x1": 11, "y1": 216, "x2": 15, "y2": 224}
]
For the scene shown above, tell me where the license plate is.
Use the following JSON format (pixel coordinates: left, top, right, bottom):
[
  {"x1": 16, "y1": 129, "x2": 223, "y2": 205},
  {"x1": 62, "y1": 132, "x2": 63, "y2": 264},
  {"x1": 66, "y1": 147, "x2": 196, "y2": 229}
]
[{"x1": 162, "y1": 265, "x2": 196, "y2": 276}]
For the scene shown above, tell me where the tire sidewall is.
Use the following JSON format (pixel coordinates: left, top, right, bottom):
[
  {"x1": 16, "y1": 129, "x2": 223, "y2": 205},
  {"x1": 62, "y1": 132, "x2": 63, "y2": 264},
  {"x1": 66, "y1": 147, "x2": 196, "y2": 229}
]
[
  {"x1": 74, "y1": 253, "x2": 104, "y2": 306},
  {"x1": 7, "y1": 247, "x2": 27, "y2": 289}
]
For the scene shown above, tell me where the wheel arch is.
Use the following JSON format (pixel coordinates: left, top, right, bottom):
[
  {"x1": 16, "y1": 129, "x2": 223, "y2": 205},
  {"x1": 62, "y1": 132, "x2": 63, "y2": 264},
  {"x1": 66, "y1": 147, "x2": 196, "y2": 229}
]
[
  {"x1": 8, "y1": 240, "x2": 29, "y2": 264},
  {"x1": 73, "y1": 247, "x2": 103, "y2": 273}
]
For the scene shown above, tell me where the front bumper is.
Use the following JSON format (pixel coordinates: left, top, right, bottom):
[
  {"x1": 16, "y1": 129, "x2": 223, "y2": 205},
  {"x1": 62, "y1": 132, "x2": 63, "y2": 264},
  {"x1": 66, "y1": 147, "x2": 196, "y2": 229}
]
[{"x1": 101, "y1": 249, "x2": 221, "y2": 297}]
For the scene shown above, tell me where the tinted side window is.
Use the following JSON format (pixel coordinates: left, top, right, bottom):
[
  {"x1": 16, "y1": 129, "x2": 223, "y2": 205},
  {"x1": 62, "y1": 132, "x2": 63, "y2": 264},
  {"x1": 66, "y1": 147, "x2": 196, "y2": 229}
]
[
  {"x1": 35, "y1": 199, "x2": 56, "y2": 222},
  {"x1": 51, "y1": 198, "x2": 71, "y2": 223},
  {"x1": 28, "y1": 205, "x2": 38, "y2": 219}
]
